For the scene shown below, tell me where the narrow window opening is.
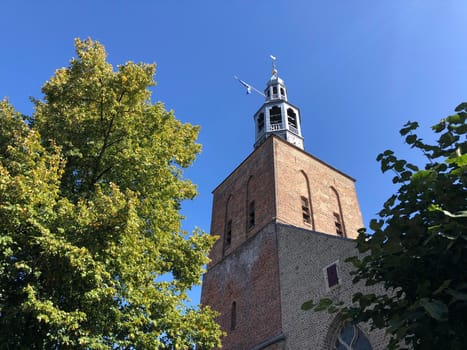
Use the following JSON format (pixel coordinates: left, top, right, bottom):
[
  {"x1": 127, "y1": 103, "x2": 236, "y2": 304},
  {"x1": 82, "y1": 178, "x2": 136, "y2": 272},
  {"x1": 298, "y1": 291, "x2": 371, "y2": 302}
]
[
  {"x1": 272, "y1": 86, "x2": 278, "y2": 96},
  {"x1": 331, "y1": 187, "x2": 346, "y2": 237},
  {"x1": 248, "y1": 201, "x2": 255, "y2": 229},
  {"x1": 334, "y1": 212, "x2": 343, "y2": 236},
  {"x1": 280, "y1": 87, "x2": 285, "y2": 98},
  {"x1": 225, "y1": 220, "x2": 232, "y2": 246},
  {"x1": 269, "y1": 106, "x2": 282, "y2": 126},
  {"x1": 287, "y1": 108, "x2": 297, "y2": 129},
  {"x1": 326, "y1": 263, "x2": 339, "y2": 288},
  {"x1": 257, "y1": 113, "x2": 264, "y2": 132},
  {"x1": 231, "y1": 301, "x2": 237, "y2": 330},
  {"x1": 301, "y1": 196, "x2": 311, "y2": 224}
]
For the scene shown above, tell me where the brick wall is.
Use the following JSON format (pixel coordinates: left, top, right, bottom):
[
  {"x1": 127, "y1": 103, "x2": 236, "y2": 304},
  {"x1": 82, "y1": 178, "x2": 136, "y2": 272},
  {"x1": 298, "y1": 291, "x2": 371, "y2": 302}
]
[
  {"x1": 208, "y1": 138, "x2": 276, "y2": 267},
  {"x1": 272, "y1": 137, "x2": 363, "y2": 239},
  {"x1": 207, "y1": 135, "x2": 363, "y2": 269},
  {"x1": 201, "y1": 225, "x2": 283, "y2": 350}
]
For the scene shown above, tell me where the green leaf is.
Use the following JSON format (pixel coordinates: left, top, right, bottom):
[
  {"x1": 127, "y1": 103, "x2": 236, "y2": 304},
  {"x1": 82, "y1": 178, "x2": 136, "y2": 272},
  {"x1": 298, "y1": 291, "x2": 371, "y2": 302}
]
[
  {"x1": 446, "y1": 153, "x2": 467, "y2": 166},
  {"x1": 420, "y1": 298, "x2": 448, "y2": 320},
  {"x1": 454, "y1": 102, "x2": 467, "y2": 112},
  {"x1": 369, "y1": 219, "x2": 383, "y2": 231},
  {"x1": 432, "y1": 121, "x2": 446, "y2": 133},
  {"x1": 406, "y1": 163, "x2": 419, "y2": 171},
  {"x1": 433, "y1": 280, "x2": 451, "y2": 295},
  {"x1": 405, "y1": 134, "x2": 417, "y2": 145},
  {"x1": 446, "y1": 289, "x2": 467, "y2": 301},
  {"x1": 301, "y1": 300, "x2": 315, "y2": 311},
  {"x1": 400, "y1": 121, "x2": 419, "y2": 136},
  {"x1": 314, "y1": 298, "x2": 333, "y2": 312},
  {"x1": 446, "y1": 113, "x2": 462, "y2": 123},
  {"x1": 439, "y1": 131, "x2": 457, "y2": 147}
]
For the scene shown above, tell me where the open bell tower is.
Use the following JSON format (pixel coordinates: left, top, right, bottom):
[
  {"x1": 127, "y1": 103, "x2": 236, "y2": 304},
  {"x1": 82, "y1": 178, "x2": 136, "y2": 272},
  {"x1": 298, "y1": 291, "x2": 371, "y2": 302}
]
[
  {"x1": 201, "y1": 59, "x2": 387, "y2": 350},
  {"x1": 253, "y1": 63, "x2": 304, "y2": 150}
]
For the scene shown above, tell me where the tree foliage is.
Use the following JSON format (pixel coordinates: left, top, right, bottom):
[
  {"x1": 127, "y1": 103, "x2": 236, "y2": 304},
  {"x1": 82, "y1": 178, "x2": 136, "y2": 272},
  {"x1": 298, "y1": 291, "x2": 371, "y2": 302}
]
[
  {"x1": 303, "y1": 103, "x2": 467, "y2": 349},
  {"x1": 0, "y1": 38, "x2": 222, "y2": 349}
]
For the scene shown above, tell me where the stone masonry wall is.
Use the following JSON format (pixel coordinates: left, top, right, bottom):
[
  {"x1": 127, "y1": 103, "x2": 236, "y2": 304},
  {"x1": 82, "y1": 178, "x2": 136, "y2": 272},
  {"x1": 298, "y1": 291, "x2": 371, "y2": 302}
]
[{"x1": 276, "y1": 224, "x2": 388, "y2": 349}]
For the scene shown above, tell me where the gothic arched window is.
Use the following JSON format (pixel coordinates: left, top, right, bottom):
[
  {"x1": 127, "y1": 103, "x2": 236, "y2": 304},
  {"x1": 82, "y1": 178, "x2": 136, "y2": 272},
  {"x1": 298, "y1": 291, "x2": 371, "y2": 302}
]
[
  {"x1": 330, "y1": 187, "x2": 346, "y2": 237},
  {"x1": 333, "y1": 323, "x2": 373, "y2": 350},
  {"x1": 299, "y1": 170, "x2": 314, "y2": 229}
]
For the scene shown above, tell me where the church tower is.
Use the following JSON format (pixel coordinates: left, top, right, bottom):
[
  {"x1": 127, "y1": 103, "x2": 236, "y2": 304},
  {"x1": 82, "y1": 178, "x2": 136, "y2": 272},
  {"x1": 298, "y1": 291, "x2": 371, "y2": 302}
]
[{"x1": 201, "y1": 63, "x2": 386, "y2": 350}]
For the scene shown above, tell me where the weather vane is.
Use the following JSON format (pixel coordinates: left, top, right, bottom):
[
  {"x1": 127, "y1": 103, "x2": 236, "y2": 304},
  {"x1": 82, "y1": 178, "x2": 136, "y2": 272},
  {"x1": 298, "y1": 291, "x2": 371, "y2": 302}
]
[
  {"x1": 270, "y1": 54, "x2": 277, "y2": 77},
  {"x1": 234, "y1": 54, "x2": 278, "y2": 97}
]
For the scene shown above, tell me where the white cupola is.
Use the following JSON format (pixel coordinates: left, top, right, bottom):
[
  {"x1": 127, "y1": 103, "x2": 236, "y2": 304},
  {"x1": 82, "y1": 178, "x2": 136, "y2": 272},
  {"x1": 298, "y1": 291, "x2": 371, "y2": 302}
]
[{"x1": 253, "y1": 62, "x2": 304, "y2": 149}]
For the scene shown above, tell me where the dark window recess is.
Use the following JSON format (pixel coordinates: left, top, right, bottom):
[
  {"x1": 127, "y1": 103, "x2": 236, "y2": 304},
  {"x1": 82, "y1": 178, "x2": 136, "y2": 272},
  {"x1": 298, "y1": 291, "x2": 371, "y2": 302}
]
[
  {"x1": 272, "y1": 86, "x2": 278, "y2": 95},
  {"x1": 301, "y1": 196, "x2": 311, "y2": 224},
  {"x1": 287, "y1": 108, "x2": 297, "y2": 129},
  {"x1": 267, "y1": 90, "x2": 270, "y2": 97},
  {"x1": 334, "y1": 212, "x2": 343, "y2": 236},
  {"x1": 231, "y1": 301, "x2": 237, "y2": 330},
  {"x1": 257, "y1": 113, "x2": 264, "y2": 132},
  {"x1": 280, "y1": 87, "x2": 285, "y2": 96},
  {"x1": 326, "y1": 263, "x2": 339, "y2": 288},
  {"x1": 225, "y1": 220, "x2": 232, "y2": 246},
  {"x1": 248, "y1": 201, "x2": 255, "y2": 229},
  {"x1": 269, "y1": 106, "x2": 282, "y2": 125}
]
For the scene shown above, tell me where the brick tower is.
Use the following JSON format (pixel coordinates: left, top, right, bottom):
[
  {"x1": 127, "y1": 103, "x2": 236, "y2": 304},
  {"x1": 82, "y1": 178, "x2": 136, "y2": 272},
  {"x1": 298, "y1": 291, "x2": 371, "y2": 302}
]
[{"x1": 201, "y1": 63, "x2": 386, "y2": 349}]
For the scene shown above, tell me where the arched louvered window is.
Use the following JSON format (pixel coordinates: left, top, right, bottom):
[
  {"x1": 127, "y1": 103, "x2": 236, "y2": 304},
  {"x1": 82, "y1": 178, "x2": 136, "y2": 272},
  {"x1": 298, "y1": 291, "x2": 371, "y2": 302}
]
[
  {"x1": 330, "y1": 187, "x2": 346, "y2": 237},
  {"x1": 300, "y1": 171, "x2": 314, "y2": 229}
]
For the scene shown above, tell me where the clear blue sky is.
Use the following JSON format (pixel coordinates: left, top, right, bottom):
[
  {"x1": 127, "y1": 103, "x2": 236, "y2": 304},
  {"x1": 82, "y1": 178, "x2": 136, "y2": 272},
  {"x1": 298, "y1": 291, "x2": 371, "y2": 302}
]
[{"x1": 2, "y1": 0, "x2": 467, "y2": 305}]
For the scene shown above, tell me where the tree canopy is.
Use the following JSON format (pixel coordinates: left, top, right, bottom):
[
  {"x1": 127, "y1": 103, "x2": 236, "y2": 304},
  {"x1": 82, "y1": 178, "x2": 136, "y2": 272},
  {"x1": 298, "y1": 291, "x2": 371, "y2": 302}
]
[
  {"x1": 0, "y1": 38, "x2": 222, "y2": 349},
  {"x1": 303, "y1": 103, "x2": 467, "y2": 349}
]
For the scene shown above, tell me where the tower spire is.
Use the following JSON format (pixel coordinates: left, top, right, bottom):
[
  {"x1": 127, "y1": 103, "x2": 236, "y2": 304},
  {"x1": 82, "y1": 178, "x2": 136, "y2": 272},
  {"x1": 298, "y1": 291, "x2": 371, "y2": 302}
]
[{"x1": 253, "y1": 56, "x2": 305, "y2": 150}]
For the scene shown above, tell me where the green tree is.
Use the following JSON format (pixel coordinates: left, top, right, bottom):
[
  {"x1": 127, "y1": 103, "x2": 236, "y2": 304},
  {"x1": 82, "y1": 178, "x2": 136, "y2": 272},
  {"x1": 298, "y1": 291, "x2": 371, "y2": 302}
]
[
  {"x1": 0, "y1": 38, "x2": 222, "y2": 349},
  {"x1": 303, "y1": 104, "x2": 467, "y2": 349}
]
